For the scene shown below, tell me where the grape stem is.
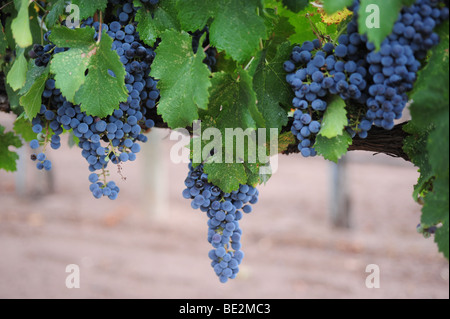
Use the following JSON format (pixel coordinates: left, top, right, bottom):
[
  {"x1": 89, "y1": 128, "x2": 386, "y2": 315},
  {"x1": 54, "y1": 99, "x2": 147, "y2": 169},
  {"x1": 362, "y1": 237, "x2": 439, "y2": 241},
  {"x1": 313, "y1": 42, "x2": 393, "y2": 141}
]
[
  {"x1": 97, "y1": 11, "x2": 103, "y2": 44},
  {"x1": 0, "y1": 1, "x2": 13, "y2": 11}
]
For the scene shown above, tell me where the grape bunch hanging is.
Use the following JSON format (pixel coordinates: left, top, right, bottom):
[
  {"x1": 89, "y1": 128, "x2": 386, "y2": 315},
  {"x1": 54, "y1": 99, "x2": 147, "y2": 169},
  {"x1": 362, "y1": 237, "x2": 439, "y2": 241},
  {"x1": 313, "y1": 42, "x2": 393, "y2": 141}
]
[
  {"x1": 284, "y1": 0, "x2": 449, "y2": 157},
  {"x1": 26, "y1": 0, "x2": 217, "y2": 200},
  {"x1": 182, "y1": 163, "x2": 259, "y2": 283}
]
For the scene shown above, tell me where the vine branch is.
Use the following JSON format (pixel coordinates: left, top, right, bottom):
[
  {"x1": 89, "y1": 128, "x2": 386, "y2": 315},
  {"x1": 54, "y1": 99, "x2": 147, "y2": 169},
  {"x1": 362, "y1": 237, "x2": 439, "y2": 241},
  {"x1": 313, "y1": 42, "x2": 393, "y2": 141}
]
[
  {"x1": 0, "y1": 91, "x2": 412, "y2": 162},
  {"x1": 282, "y1": 119, "x2": 411, "y2": 162}
]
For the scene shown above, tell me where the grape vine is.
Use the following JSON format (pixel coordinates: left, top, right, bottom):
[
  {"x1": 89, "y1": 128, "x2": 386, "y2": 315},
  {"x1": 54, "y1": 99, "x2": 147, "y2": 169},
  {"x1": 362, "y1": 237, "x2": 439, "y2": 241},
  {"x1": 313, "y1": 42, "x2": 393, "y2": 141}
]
[{"x1": 1, "y1": 0, "x2": 449, "y2": 282}]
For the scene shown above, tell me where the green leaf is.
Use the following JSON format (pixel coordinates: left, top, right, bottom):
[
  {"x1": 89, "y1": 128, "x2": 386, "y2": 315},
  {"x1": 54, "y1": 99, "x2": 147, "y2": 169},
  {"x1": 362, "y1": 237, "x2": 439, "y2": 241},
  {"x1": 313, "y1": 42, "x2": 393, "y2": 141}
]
[
  {"x1": 319, "y1": 96, "x2": 347, "y2": 138},
  {"x1": 11, "y1": 0, "x2": 32, "y2": 48},
  {"x1": 136, "y1": 0, "x2": 181, "y2": 47},
  {"x1": 314, "y1": 132, "x2": 352, "y2": 163},
  {"x1": 357, "y1": 0, "x2": 412, "y2": 50},
  {"x1": 203, "y1": 160, "x2": 248, "y2": 193},
  {"x1": 407, "y1": 22, "x2": 449, "y2": 260},
  {"x1": 4, "y1": 78, "x2": 21, "y2": 113},
  {"x1": 13, "y1": 114, "x2": 36, "y2": 142},
  {"x1": 282, "y1": 0, "x2": 309, "y2": 13},
  {"x1": 0, "y1": 125, "x2": 23, "y2": 172},
  {"x1": 19, "y1": 62, "x2": 49, "y2": 96},
  {"x1": 71, "y1": 0, "x2": 108, "y2": 20},
  {"x1": 428, "y1": 115, "x2": 449, "y2": 178},
  {"x1": 4, "y1": 16, "x2": 16, "y2": 50},
  {"x1": 151, "y1": 30, "x2": 212, "y2": 128},
  {"x1": 266, "y1": 15, "x2": 295, "y2": 59},
  {"x1": 29, "y1": 5, "x2": 43, "y2": 46},
  {"x1": 19, "y1": 69, "x2": 49, "y2": 120},
  {"x1": 280, "y1": 4, "x2": 337, "y2": 45},
  {"x1": 207, "y1": 71, "x2": 264, "y2": 131},
  {"x1": 252, "y1": 42, "x2": 292, "y2": 133},
  {"x1": 50, "y1": 27, "x2": 95, "y2": 101},
  {"x1": 50, "y1": 27, "x2": 128, "y2": 117},
  {"x1": 209, "y1": 0, "x2": 267, "y2": 64},
  {"x1": 403, "y1": 122, "x2": 434, "y2": 201},
  {"x1": 176, "y1": 0, "x2": 215, "y2": 32},
  {"x1": 421, "y1": 175, "x2": 449, "y2": 226},
  {"x1": 45, "y1": 0, "x2": 67, "y2": 28},
  {"x1": 435, "y1": 216, "x2": 449, "y2": 260},
  {"x1": 410, "y1": 22, "x2": 449, "y2": 128},
  {"x1": 0, "y1": 26, "x2": 7, "y2": 56},
  {"x1": 322, "y1": 0, "x2": 353, "y2": 14},
  {"x1": 6, "y1": 47, "x2": 27, "y2": 91}
]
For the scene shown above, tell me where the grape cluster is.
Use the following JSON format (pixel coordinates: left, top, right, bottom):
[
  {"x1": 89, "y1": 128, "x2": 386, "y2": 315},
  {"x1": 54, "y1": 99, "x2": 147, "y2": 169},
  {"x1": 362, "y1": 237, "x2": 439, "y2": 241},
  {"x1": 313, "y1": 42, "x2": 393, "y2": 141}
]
[
  {"x1": 110, "y1": 0, "x2": 159, "y2": 25},
  {"x1": 417, "y1": 223, "x2": 438, "y2": 238},
  {"x1": 28, "y1": 3, "x2": 160, "y2": 200},
  {"x1": 191, "y1": 27, "x2": 218, "y2": 70},
  {"x1": 284, "y1": 0, "x2": 449, "y2": 157},
  {"x1": 359, "y1": 0, "x2": 448, "y2": 130},
  {"x1": 183, "y1": 163, "x2": 259, "y2": 283},
  {"x1": 29, "y1": 42, "x2": 67, "y2": 67}
]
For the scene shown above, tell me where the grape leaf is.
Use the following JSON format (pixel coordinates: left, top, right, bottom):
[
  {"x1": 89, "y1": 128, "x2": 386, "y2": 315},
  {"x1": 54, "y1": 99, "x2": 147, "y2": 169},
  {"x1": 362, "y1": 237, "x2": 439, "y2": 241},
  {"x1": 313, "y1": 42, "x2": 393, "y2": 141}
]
[
  {"x1": 176, "y1": 0, "x2": 215, "y2": 32},
  {"x1": 4, "y1": 76, "x2": 21, "y2": 113},
  {"x1": 13, "y1": 114, "x2": 36, "y2": 142},
  {"x1": 203, "y1": 159, "x2": 248, "y2": 193},
  {"x1": 421, "y1": 115, "x2": 449, "y2": 234},
  {"x1": 402, "y1": 122, "x2": 434, "y2": 201},
  {"x1": 314, "y1": 132, "x2": 352, "y2": 163},
  {"x1": 50, "y1": 27, "x2": 128, "y2": 117},
  {"x1": 428, "y1": 116, "x2": 449, "y2": 179},
  {"x1": 435, "y1": 216, "x2": 449, "y2": 260},
  {"x1": 28, "y1": 6, "x2": 44, "y2": 50},
  {"x1": 252, "y1": 42, "x2": 292, "y2": 133},
  {"x1": 6, "y1": 47, "x2": 27, "y2": 91},
  {"x1": 71, "y1": 0, "x2": 108, "y2": 20},
  {"x1": 19, "y1": 68, "x2": 49, "y2": 120},
  {"x1": 0, "y1": 27, "x2": 7, "y2": 56},
  {"x1": 136, "y1": 0, "x2": 181, "y2": 47},
  {"x1": 196, "y1": 70, "x2": 269, "y2": 190},
  {"x1": 0, "y1": 125, "x2": 23, "y2": 172},
  {"x1": 11, "y1": 0, "x2": 32, "y2": 48},
  {"x1": 19, "y1": 62, "x2": 49, "y2": 96},
  {"x1": 45, "y1": 0, "x2": 66, "y2": 28},
  {"x1": 319, "y1": 96, "x2": 347, "y2": 138},
  {"x1": 209, "y1": 0, "x2": 267, "y2": 64},
  {"x1": 322, "y1": 0, "x2": 354, "y2": 14},
  {"x1": 421, "y1": 174, "x2": 449, "y2": 226},
  {"x1": 266, "y1": 15, "x2": 296, "y2": 59},
  {"x1": 282, "y1": 0, "x2": 309, "y2": 13},
  {"x1": 275, "y1": 4, "x2": 337, "y2": 45},
  {"x1": 408, "y1": 21, "x2": 449, "y2": 260},
  {"x1": 177, "y1": 0, "x2": 267, "y2": 64},
  {"x1": 207, "y1": 71, "x2": 264, "y2": 132},
  {"x1": 151, "y1": 30, "x2": 211, "y2": 129},
  {"x1": 357, "y1": 0, "x2": 413, "y2": 50},
  {"x1": 410, "y1": 23, "x2": 449, "y2": 129}
]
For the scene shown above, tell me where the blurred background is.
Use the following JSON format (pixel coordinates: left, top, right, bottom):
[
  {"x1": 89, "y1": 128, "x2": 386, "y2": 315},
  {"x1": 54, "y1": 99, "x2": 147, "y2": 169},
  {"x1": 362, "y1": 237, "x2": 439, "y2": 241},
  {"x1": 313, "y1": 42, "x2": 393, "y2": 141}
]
[{"x1": 0, "y1": 112, "x2": 448, "y2": 299}]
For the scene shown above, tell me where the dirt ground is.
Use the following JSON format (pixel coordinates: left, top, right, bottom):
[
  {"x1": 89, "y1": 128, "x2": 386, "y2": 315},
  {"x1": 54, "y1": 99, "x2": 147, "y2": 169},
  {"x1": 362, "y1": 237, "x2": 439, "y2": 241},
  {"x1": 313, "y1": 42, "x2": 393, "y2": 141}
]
[{"x1": 0, "y1": 113, "x2": 448, "y2": 299}]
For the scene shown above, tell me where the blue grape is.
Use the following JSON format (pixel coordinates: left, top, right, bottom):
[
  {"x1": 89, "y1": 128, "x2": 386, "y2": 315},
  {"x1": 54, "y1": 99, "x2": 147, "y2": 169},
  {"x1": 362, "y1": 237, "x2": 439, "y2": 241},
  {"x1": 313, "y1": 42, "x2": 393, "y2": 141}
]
[{"x1": 183, "y1": 162, "x2": 259, "y2": 283}]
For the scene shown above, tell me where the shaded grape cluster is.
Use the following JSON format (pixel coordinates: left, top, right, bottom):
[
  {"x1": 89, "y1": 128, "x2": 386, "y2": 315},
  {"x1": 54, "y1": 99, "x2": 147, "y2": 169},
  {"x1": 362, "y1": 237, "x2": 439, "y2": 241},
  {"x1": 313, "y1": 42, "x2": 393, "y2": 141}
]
[{"x1": 191, "y1": 27, "x2": 218, "y2": 71}]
